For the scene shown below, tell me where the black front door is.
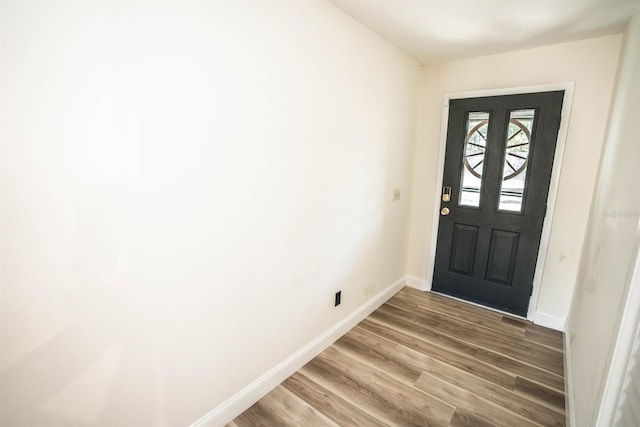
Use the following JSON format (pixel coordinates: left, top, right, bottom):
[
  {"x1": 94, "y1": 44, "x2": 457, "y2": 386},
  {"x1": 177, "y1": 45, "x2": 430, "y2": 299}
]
[{"x1": 432, "y1": 91, "x2": 564, "y2": 316}]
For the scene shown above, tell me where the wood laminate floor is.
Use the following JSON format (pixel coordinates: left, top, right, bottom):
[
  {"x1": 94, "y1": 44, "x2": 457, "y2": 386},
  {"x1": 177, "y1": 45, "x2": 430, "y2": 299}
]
[{"x1": 229, "y1": 287, "x2": 566, "y2": 426}]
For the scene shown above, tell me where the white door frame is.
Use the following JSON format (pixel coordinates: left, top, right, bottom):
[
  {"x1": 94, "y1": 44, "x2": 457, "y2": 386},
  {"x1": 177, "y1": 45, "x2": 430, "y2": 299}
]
[{"x1": 424, "y1": 82, "x2": 575, "y2": 323}]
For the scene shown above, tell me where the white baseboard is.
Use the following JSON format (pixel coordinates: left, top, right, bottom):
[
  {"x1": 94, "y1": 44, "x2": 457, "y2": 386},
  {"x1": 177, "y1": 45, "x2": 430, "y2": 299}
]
[
  {"x1": 190, "y1": 276, "x2": 407, "y2": 427},
  {"x1": 405, "y1": 274, "x2": 428, "y2": 290},
  {"x1": 529, "y1": 310, "x2": 566, "y2": 332},
  {"x1": 564, "y1": 321, "x2": 576, "y2": 427}
]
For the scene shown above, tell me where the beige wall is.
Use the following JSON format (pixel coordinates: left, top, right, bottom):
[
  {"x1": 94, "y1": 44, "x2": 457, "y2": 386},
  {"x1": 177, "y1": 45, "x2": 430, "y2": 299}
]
[
  {"x1": 0, "y1": 1, "x2": 420, "y2": 425},
  {"x1": 568, "y1": 10, "x2": 640, "y2": 427},
  {"x1": 406, "y1": 35, "x2": 622, "y2": 320}
]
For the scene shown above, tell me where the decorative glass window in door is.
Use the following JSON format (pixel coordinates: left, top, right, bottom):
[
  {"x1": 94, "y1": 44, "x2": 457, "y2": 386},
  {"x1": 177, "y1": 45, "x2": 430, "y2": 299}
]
[
  {"x1": 459, "y1": 112, "x2": 490, "y2": 208},
  {"x1": 498, "y1": 109, "x2": 535, "y2": 212}
]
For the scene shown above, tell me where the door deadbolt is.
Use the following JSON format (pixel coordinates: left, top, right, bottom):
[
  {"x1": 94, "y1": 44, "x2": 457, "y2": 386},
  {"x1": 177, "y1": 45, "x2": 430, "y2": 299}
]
[
  {"x1": 441, "y1": 207, "x2": 450, "y2": 216},
  {"x1": 442, "y1": 186, "x2": 451, "y2": 202}
]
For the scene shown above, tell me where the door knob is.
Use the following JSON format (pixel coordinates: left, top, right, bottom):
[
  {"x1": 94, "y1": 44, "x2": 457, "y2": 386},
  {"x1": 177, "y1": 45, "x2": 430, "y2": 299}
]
[{"x1": 441, "y1": 207, "x2": 450, "y2": 216}]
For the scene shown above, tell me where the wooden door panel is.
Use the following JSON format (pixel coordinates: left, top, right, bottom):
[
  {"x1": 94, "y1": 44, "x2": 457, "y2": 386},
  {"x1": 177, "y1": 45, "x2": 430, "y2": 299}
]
[
  {"x1": 449, "y1": 224, "x2": 479, "y2": 276},
  {"x1": 485, "y1": 229, "x2": 520, "y2": 286}
]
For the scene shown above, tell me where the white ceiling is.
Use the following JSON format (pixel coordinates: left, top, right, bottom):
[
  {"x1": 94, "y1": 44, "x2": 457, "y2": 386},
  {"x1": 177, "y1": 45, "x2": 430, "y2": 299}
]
[{"x1": 329, "y1": 0, "x2": 638, "y2": 64}]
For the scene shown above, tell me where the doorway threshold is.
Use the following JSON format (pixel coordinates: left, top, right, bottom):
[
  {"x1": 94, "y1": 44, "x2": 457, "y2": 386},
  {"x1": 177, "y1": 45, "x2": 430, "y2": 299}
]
[{"x1": 430, "y1": 290, "x2": 528, "y2": 321}]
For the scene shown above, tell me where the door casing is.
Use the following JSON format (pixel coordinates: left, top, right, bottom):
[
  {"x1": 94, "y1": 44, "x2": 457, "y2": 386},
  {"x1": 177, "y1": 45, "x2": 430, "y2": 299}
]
[{"x1": 423, "y1": 83, "x2": 575, "y2": 326}]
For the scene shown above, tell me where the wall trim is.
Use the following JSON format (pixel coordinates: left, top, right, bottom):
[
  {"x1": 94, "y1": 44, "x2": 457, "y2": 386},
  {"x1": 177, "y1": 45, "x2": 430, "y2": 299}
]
[
  {"x1": 190, "y1": 276, "x2": 407, "y2": 427},
  {"x1": 423, "y1": 83, "x2": 576, "y2": 325},
  {"x1": 529, "y1": 310, "x2": 566, "y2": 332},
  {"x1": 405, "y1": 274, "x2": 428, "y2": 290},
  {"x1": 595, "y1": 239, "x2": 640, "y2": 426},
  {"x1": 564, "y1": 320, "x2": 577, "y2": 427}
]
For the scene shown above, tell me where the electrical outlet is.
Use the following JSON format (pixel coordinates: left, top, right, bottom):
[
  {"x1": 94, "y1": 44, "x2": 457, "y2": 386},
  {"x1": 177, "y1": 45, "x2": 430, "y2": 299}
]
[
  {"x1": 393, "y1": 188, "x2": 401, "y2": 201},
  {"x1": 335, "y1": 291, "x2": 341, "y2": 307}
]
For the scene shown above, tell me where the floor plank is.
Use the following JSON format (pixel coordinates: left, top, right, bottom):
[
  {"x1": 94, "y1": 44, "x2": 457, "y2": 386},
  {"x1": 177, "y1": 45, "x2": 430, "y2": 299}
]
[
  {"x1": 334, "y1": 329, "x2": 422, "y2": 385},
  {"x1": 357, "y1": 320, "x2": 518, "y2": 390},
  {"x1": 392, "y1": 291, "x2": 525, "y2": 337},
  {"x1": 233, "y1": 399, "x2": 288, "y2": 427},
  {"x1": 368, "y1": 304, "x2": 565, "y2": 391},
  {"x1": 524, "y1": 324, "x2": 565, "y2": 350},
  {"x1": 415, "y1": 371, "x2": 539, "y2": 427},
  {"x1": 282, "y1": 372, "x2": 387, "y2": 427},
  {"x1": 403, "y1": 287, "x2": 503, "y2": 321},
  {"x1": 299, "y1": 357, "x2": 404, "y2": 426},
  {"x1": 259, "y1": 385, "x2": 337, "y2": 426},
  {"x1": 379, "y1": 302, "x2": 565, "y2": 376},
  {"x1": 514, "y1": 375, "x2": 566, "y2": 411},
  {"x1": 418, "y1": 354, "x2": 565, "y2": 426},
  {"x1": 316, "y1": 346, "x2": 456, "y2": 426},
  {"x1": 302, "y1": 352, "x2": 454, "y2": 426},
  {"x1": 501, "y1": 315, "x2": 530, "y2": 328},
  {"x1": 448, "y1": 409, "x2": 497, "y2": 427},
  {"x1": 229, "y1": 287, "x2": 566, "y2": 426}
]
